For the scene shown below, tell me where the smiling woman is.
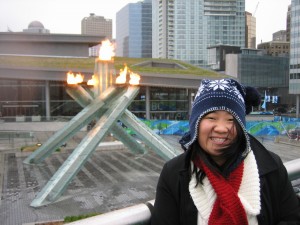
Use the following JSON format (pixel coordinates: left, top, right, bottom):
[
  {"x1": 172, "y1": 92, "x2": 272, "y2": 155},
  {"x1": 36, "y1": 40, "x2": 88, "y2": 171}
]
[{"x1": 151, "y1": 78, "x2": 300, "y2": 225}]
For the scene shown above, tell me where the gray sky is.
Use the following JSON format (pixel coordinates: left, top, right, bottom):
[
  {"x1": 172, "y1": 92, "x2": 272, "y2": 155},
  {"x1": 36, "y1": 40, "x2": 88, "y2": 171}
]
[{"x1": 0, "y1": 0, "x2": 291, "y2": 43}]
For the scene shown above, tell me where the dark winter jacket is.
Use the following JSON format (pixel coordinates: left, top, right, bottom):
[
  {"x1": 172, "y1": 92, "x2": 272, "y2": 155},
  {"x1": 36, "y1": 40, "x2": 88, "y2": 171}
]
[{"x1": 151, "y1": 135, "x2": 300, "y2": 225}]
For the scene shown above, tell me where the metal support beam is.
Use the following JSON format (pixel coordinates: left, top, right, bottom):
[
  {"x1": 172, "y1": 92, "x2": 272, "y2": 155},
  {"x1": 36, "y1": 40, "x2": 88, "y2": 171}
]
[
  {"x1": 121, "y1": 110, "x2": 179, "y2": 160},
  {"x1": 30, "y1": 86, "x2": 139, "y2": 207}
]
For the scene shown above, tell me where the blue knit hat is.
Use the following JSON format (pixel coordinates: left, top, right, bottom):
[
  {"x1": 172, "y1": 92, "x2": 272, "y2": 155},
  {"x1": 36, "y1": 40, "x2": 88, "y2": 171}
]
[{"x1": 180, "y1": 78, "x2": 261, "y2": 154}]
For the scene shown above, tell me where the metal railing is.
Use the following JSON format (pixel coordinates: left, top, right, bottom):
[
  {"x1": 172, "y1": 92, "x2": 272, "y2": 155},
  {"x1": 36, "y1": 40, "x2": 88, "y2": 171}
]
[
  {"x1": 67, "y1": 200, "x2": 154, "y2": 225},
  {"x1": 67, "y1": 159, "x2": 300, "y2": 225}
]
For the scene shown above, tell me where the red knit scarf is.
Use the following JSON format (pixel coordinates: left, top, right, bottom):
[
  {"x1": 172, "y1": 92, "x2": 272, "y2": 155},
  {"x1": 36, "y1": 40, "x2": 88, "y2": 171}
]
[{"x1": 193, "y1": 157, "x2": 248, "y2": 225}]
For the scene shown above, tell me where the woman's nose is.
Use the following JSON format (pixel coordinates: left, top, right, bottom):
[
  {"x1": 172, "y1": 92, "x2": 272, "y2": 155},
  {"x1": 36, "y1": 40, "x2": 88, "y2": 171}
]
[{"x1": 213, "y1": 121, "x2": 230, "y2": 133}]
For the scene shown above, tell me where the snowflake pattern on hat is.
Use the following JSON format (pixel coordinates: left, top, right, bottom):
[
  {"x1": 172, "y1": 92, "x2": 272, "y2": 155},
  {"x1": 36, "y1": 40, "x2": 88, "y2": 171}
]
[{"x1": 195, "y1": 79, "x2": 245, "y2": 104}]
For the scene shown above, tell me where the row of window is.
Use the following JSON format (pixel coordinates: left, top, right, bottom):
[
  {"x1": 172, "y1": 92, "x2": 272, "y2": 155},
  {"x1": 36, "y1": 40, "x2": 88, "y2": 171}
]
[{"x1": 290, "y1": 73, "x2": 300, "y2": 79}]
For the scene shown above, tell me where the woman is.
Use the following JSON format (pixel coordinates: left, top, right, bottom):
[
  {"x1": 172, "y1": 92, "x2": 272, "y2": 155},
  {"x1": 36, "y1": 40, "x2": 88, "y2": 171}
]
[{"x1": 151, "y1": 79, "x2": 300, "y2": 225}]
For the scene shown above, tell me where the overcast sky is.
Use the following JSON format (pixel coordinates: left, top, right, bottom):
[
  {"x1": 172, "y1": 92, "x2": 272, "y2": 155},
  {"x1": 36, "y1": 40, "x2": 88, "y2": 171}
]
[{"x1": 0, "y1": 0, "x2": 291, "y2": 43}]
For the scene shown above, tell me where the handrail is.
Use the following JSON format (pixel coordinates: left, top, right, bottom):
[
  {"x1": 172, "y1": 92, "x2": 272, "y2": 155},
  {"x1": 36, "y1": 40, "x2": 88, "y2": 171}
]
[
  {"x1": 284, "y1": 158, "x2": 300, "y2": 181},
  {"x1": 66, "y1": 159, "x2": 300, "y2": 225},
  {"x1": 67, "y1": 200, "x2": 154, "y2": 225}
]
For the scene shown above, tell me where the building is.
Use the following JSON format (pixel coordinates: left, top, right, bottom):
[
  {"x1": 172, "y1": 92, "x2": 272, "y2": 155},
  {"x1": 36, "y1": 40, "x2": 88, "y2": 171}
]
[
  {"x1": 81, "y1": 13, "x2": 112, "y2": 39},
  {"x1": 287, "y1": 5, "x2": 291, "y2": 42},
  {"x1": 225, "y1": 49, "x2": 293, "y2": 109},
  {"x1": 245, "y1": 12, "x2": 256, "y2": 49},
  {"x1": 0, "y1": 32, "x2": 104, "y2": 57},
  {"x1": 289, "y1": 0, "x2": 300, "y2": 115},
  {"x1": 23, "y1": 21, "x2": 50, "y2": 34},
  {"x1": 152, "y1": 0, "x2": 245, "y2": 68},
  {"x1": 207, "y1": 45, "x2": 242, "y2": 71},
  {"x1": 257, "y1": 41, "x2": 290, "y2": 57},
  {"x1": 116, "y1": 0, "x2": 152, "y2": 58},
  {"x1": 0, "y1": 56, "x2": 224, "y2": 121},
  {"x1": 273, "y1": 30, "x2": 287, "y2": 41},
  {"x1": 81, "y1": 13, "x2": 112, "y2": 57},
  {"x1": 0, "y1": 31, "x2": 224, "y2": 121}
]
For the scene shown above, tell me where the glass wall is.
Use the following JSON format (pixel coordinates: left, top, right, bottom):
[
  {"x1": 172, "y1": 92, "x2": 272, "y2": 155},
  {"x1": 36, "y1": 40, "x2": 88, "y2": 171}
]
[
  {"x1": 0, "y1": 79, "x2": 81, "y2": 119},
  {"x1": 128, "y1": 86, "x2": 190, "y2": 120},
  {"x1": 0, "y1": 79, "x2": 191, "y2": 121}
]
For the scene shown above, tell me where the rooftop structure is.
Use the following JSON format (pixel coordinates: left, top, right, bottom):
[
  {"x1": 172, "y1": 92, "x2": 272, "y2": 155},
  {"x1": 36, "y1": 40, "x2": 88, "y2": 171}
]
[
  {"x1": 23, "y1": 20, "x2": 50, "y2": 33},
  {"x1": 0, "y1": 32, "x2": 105, "y2": 57}
]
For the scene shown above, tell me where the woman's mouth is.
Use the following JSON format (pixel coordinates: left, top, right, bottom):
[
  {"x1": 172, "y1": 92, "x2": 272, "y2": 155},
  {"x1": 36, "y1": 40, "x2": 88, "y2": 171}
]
[{"x1": 211, "y1": 137, "x2": 228, "y2": 144}]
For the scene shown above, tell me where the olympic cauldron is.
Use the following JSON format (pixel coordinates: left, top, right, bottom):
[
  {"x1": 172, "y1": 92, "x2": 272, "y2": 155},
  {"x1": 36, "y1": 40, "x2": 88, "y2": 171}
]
[{"x1": 23, "y1": 40, "x2": 178, "y2": 207}]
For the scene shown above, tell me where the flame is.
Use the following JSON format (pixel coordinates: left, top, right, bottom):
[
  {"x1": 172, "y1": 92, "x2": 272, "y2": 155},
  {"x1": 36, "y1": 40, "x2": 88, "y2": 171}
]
[
  {"x1": 115, "y1": 65, "x2": 141, "y2": 85},
  {"x1": 67, "y1": 72, "x2": 84, "y2": 84},
  {"x1": 87, "y1": 75, "x2": 96, "y2": 86},
  {"x1": 67, "y1": 72, "x2": 77, "y2": 84},
  {"x1": 115, "y1": 65, "x2": 128, "y2": 84},
  {"x1": 75, "y1": 73, "x2": 84, "y2": 83},
  {"x1": 99, "y1": 39, "x2": 115, "y2": 61},
  {"x1": 129, "y1": 72, "x2": 140, "y2": 85}
]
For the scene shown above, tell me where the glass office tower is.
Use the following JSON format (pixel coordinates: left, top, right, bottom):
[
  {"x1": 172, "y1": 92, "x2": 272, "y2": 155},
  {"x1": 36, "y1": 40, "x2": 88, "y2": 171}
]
[
  {"x1": 116, "y1": 0, "x2": 152, "y2": 58},
  {"x1": 289, "y1": 0, "x2": 300, "y2": 114},
  {"x1": 152, "y1": 0, "x2": 245, "y2": 68}
]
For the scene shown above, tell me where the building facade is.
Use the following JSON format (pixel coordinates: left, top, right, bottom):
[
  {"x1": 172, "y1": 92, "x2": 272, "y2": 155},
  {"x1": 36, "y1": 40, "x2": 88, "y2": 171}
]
[
  {"x1": 81, "y1": 13, "x2": 112, "y2": 39},
  {"x1": 257, "y1": 41, "x2": 290, "y2": 57},
  {"x1": 245, "y1": 12, "x2": 256, "y2": 49},
  {"x1": 289, "y1": 0, "x2": 300, "y2": 115},
  {"x1": 207, "y1": 45, "x2": 242, "y2": 71},
  {"x1": 152, "y1": 0, "x2": 245, "y2": 68},
  {"x1": 226, "y1": 49, "x2": 293, "y2": 109},
  {"x1": 116, "y1": 0, "x2": 152, "y2": 58}
]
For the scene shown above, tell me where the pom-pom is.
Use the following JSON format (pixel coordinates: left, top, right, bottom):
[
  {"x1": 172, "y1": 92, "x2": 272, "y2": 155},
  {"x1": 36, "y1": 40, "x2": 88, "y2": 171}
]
[{"x1": 244, "y1": 86, "x2": 261, "y2": 114}]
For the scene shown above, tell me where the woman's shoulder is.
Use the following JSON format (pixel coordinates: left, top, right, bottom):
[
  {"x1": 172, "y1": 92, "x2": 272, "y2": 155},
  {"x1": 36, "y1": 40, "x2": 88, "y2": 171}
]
[{"x1": 163, "y1": 150, "x2": 190, "y2": 173}]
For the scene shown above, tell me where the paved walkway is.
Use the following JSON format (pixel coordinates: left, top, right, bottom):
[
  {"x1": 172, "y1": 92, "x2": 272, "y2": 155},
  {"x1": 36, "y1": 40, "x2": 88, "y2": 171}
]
[{"x1": 0, "y1": 122, "x2": 299, "y2": 225}]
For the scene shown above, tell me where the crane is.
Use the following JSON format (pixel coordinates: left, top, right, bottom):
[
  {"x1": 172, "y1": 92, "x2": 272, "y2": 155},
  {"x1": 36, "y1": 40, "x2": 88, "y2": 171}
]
[{"x1": 253, "y1": 1, "x2": 259, "y2": 16}]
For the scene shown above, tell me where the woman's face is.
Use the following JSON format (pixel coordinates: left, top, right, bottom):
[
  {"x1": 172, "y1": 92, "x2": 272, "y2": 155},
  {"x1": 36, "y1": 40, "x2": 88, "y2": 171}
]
[{"x1": 197, "y1": 110, "x2": 238, "y2": 165}]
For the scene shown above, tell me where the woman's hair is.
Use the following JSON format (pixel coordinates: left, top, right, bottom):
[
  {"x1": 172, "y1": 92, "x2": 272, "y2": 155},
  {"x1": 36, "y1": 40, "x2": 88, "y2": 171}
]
[{"x1": 190, "y1": 118, "x2": 246, "y2": 185}]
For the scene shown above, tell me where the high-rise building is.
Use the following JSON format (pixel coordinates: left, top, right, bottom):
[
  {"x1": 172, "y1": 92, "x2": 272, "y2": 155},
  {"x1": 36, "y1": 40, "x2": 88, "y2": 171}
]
[
  {"x1": 116, "y1": 0, "x2": 152, "y2": 58},
  {"x1": 289, "y1": 0, "x2": 300, "y2": 115},
  {"x1": 152, "y1": 0, "x2": 245, "y2": 68},
  {"x1": 81, "y1": 13, "x2": 112, "y2": 39},
  {"x1": 245, "y1": 12, "x2": 256, "y2": 49},
  {"x1": 287, "y1": 5, "x2": 291, "y2": 42}
]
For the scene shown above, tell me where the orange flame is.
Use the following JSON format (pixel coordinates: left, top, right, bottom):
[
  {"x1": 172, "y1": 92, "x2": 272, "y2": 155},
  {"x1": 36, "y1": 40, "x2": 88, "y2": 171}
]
[
  {"x1": 87, "y1": 75, "x2": 96, "y2": 86},
  {"x1": 67, "y1": 72, "x2": 84, "y2": 84},
  {"x1": 75, "y1": 73, "x2": 83, "y2": 83},
  {"x1": 115, "y1": 65, "x2": 128, "y2": 84},
  {"x1": 129, "y1": 72, "x2": 140, "y2": 85},
  {"x1": 115, "y1": 65, "x2": 141, "y2": 85},
  {"x1": 99, "y1": 39, "x2": 115, "y2": 61}
]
